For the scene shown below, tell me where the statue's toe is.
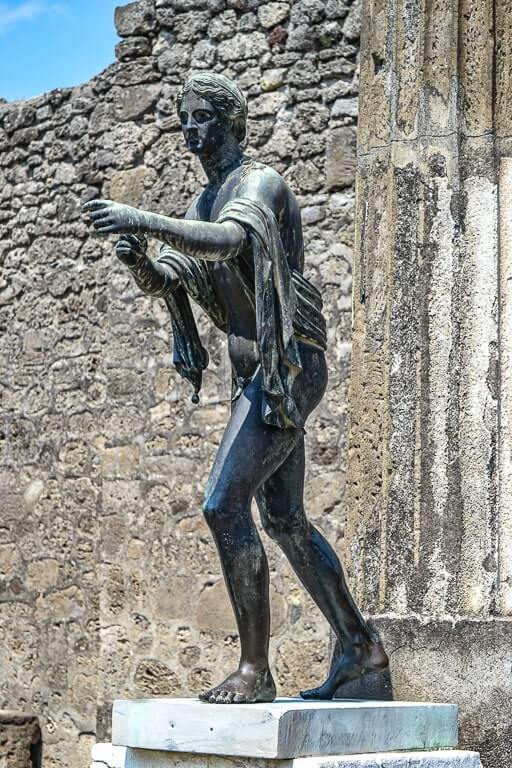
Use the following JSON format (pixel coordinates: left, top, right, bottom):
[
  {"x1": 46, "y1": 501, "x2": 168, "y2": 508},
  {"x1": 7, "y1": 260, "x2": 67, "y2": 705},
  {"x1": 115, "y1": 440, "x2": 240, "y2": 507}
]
[
  {"x1": 199, "y1": 689, "x2": 212, "y2": 702},
  {"x1": 300, "y1": 687, "x2": 315, "y2": 700},
  {"x1": 300, "y1": 685, "x2": 329, "y2": 700},
  {"x1": 233, "y1": 693, "x2": 246, "y2": 703}
]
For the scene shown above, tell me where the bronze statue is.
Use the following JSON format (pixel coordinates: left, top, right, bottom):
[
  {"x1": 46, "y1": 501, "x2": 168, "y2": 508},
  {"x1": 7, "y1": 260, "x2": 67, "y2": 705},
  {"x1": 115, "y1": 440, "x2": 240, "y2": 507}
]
[{"x1": 83, "y1": 73, "x2": 388, "y2": 704}]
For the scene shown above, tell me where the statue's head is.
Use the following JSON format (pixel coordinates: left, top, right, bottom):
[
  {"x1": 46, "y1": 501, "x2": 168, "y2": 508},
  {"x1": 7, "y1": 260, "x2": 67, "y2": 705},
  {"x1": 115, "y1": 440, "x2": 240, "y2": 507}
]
[{"x1": 176, "y1": 72, "x2": 247, "y2": 155}]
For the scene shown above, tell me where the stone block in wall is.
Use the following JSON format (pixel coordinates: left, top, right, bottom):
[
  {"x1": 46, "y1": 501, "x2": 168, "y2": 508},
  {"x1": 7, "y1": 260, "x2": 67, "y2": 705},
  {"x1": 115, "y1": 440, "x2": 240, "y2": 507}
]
[
  {"x1": 325, "y1": 126, "x2": 357, "y2": 190},
  {"x1": 115, "y1": 37, "x2": 152, "y2": 62},
  {"x1": 250, "y1": 91, "x2": 288, "y2": 117},
  {"x1": 157, "y1": 42, "x2": 191, "y2": 77},
  {"x1": 341, "y1": 0, "x2": 361, "y2": 41},
  {"x1": 115, "y1": 1, "x2": 157, "y2": 37},
  {"x1": 218, "y1": 32, "x2": 269, "y2": 61},
  {"x1": 227, "y1": 0, "x2": 262, "y2": 10},
  {"x1": 114, "y1": 84, "x2": 161, "y2": 122},
  {"x1": 257, "y1": 2, "x2": 290, "y2": 29},
  {"x1": 1, "y1": 106, "x2": 35, "y2": 134},
  {"x1": 0, "y1": 712, "x2": 41, "y2": 768},
  {"x1": 110, "y1": 168, "x2": 147, "y2": 207},
  {"x1": 208, "y1": 10, "x2": 237, "y2": 41},
  {"x1": 331, "y1": 97, "x2": 359, "y2": 117},
  {"x1": 260, "y1": 68, "x2": 287, "y2": 92},
  {"x1": 173, "y1": 11, "x2": 210, "y2": 43}
]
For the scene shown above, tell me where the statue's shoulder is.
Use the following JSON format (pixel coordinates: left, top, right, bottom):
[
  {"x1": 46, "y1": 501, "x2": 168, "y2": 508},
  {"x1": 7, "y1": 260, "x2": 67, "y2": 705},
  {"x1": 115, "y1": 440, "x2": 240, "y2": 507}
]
[{"x1": 237, "y1": 157, "x2": 292, "y2": 201}]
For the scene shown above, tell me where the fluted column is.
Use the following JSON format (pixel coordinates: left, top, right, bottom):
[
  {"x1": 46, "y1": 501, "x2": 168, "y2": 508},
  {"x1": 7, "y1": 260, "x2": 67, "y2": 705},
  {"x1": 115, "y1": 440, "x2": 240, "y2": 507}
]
[{"x1": 345, "y1": 0, "x2": 512, "y2": 758}]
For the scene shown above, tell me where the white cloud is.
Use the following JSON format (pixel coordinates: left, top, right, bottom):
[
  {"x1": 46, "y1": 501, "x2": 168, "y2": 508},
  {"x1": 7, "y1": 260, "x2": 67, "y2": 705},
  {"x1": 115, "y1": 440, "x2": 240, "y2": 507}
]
[{"x1": 0, "y1": 1, "x2": 68, "y2": 32}]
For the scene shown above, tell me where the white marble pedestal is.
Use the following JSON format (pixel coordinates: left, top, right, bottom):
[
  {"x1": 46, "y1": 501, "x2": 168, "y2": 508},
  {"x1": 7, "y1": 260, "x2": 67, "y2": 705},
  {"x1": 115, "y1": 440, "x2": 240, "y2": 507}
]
[
  {"x1": 92, "y1": 744, "x2": 482, "y2": 768},
  {"x1": 91, "y1": 697, "x2": 483, "y2": 768}
]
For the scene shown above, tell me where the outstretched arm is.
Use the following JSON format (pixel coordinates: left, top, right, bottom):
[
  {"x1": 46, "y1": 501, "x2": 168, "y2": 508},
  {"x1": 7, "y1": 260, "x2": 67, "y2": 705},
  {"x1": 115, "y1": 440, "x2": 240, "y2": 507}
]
[{"x1": 83, "y1": 200, "x2": 246, "y2": 262}]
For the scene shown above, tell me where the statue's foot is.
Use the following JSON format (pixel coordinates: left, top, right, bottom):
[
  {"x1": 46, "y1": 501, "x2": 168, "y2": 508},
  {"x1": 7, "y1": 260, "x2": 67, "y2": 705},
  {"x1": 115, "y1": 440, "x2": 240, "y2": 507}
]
[
  {"x1": 300, "y1": 640, "x2": 389, "y2": 700},
  {"x1": 199, "y1": 664, "x2": 276, "y2": 704}
]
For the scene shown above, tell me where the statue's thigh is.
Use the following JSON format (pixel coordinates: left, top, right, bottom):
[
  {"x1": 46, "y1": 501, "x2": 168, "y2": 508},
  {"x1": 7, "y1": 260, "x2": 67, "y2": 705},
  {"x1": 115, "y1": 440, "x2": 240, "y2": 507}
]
[
  {"x1": 256, "y1": 439, "x2": 306, "y2": 527},
  {"x1": 204, "y1": 374, "x2": 300, "y2": 504}
]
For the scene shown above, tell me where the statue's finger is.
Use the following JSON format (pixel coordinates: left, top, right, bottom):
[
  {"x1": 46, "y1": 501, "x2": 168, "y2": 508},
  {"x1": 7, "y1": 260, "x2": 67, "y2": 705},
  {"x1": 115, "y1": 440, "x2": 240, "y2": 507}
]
[
  {"x1": 92, "y1": 218, "x2": 109, "y2": 229},
  {"x1": 125, "y1": 234, "x2": 145, "y2": 246},
  {"x1": 82, "y1": 199, "x2": 110, "y2": 211},
  {"x1": 97, "y1": 224, "x2": 121, "y2": 234},
  {"x1": 89, "y1": 210, "x2": 111, "y2": 222}
]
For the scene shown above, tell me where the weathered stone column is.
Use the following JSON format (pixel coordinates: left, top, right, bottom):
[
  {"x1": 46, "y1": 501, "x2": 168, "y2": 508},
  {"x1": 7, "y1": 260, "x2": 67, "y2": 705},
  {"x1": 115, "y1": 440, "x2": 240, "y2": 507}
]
[{"x1": 346, "y1": 0, "x2": 512, "y2": 764}]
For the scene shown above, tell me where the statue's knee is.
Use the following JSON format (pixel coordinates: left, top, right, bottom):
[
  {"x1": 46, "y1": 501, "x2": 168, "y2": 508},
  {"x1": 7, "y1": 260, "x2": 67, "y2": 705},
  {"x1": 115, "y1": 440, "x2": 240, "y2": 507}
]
[
  {"x1": 202, "y1": 493, "x2": 230, "y2": 532},
  {"x1": 262, "y1": 516, "x2": 288, "y2": 544},
  {"x1": 262, "y1": 508, "x2": 308, "y2": 545}
]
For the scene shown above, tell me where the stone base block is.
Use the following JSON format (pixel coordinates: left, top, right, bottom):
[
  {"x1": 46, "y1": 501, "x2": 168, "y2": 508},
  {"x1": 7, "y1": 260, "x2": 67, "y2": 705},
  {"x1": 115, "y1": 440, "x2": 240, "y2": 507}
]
[
  {"x1": 91, "y1": 745, "x2": 483, "y2": 768},
  {"x1": 112, "y1": 697, "x2": 458, "y2": 759},
  {"x1": 92, "y1": 744, "x2": 127, "y2": 768}
]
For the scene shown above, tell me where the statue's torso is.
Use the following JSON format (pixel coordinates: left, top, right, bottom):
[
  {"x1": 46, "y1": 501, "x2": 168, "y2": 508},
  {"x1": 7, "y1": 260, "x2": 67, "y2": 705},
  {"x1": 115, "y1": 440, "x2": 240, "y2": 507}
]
[{"x1": 186, "y1": 160, "x2": 304, "y2": 380}]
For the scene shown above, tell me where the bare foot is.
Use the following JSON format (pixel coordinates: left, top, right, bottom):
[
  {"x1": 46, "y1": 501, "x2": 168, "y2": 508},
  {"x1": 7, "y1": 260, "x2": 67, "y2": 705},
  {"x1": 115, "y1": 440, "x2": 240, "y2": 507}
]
[
  {"x1": 300, "y1": 640, "x2": 389, "y2": 700},
  {"x1": 199, "y1": 663, "x2": 276, "y2": 704}
]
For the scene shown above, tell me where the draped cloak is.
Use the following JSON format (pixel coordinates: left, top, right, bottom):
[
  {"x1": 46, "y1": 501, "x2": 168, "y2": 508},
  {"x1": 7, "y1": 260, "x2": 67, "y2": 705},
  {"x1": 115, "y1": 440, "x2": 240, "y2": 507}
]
[{"x1": 157, "y1": 197, "x2": 327, "y2": 430}]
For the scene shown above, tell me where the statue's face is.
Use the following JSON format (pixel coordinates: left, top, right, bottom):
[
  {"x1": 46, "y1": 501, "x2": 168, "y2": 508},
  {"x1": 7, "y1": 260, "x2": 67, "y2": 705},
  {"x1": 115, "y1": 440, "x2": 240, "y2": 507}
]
[{"x1": 179, "y1": 91, "x2": 229, "y2": 155}]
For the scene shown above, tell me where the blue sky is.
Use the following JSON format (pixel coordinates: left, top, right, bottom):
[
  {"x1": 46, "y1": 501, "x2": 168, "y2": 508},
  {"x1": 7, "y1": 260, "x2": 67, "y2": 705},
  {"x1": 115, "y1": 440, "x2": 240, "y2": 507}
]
[{"x1": 0, "y1": 1, "x2": 121, "y2": 102}]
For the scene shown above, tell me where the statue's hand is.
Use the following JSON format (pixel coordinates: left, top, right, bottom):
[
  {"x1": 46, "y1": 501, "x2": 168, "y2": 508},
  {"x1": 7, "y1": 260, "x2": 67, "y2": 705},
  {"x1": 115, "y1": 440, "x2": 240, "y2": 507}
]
[
  {"x1": 82, "y1": 199, "x2": 144, "y2": 235},
  {"x1": 116, "y1": 234, "x2": 148, "y2": 266}
]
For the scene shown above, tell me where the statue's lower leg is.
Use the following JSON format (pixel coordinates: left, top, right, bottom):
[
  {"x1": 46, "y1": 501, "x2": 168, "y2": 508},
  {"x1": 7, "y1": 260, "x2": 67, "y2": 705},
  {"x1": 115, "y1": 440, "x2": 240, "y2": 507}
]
[
  {"x1": 198, "y1": 498, "x2": 276, "y2": 704},
  {"x1": 257, "y1": 442, "x2": 388, "y2": 700},
  {"x1": 276, "y1": 523, "x2": 388, "y2": 698}
]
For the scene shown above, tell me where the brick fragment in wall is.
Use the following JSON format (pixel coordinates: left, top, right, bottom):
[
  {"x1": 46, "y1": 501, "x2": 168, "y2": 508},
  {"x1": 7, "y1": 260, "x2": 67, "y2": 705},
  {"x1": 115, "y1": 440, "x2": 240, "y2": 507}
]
[{"x1": 0, "y1": 1, "x2": 360, "y2": 766}]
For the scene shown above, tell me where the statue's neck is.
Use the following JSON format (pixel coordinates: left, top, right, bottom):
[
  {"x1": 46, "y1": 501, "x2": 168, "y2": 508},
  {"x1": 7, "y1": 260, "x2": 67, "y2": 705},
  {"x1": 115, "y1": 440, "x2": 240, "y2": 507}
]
[{"x1": 200, "y1": 137, "x2": 243, "y2": 187}]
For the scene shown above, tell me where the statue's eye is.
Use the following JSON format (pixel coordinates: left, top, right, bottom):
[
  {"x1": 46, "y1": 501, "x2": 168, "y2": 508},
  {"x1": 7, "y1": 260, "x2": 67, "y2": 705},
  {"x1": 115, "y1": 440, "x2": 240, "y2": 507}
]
[
  {"x1": 179, "y1": 111, "x2": 188, "y2": 123},
  {"x1": 194, "y1": 110, "x2": 213, "y2": 123}
]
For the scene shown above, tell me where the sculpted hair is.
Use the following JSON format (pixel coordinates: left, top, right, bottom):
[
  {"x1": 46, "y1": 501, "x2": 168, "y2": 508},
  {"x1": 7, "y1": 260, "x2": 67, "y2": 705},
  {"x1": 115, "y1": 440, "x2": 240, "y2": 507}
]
[{"x1": 176, "y1": 72, "x2": 248, "y2": 143}]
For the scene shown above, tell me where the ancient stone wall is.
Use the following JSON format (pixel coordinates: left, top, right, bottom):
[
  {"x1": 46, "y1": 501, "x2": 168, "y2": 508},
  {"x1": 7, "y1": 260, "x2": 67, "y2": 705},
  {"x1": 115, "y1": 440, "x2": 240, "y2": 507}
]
[{"x1": 0, "y1": 1, "x2": 361, "y2": 765}]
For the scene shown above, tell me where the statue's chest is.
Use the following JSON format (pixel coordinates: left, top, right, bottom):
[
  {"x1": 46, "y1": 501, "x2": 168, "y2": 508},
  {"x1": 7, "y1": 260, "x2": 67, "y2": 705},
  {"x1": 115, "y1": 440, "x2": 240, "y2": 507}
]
[
  {"x1": 212, "y1": 251, "x2": 256, "y2": 336},
  {"x1": 197, "y1": 170, "x2": 247, "y2": 222}
]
